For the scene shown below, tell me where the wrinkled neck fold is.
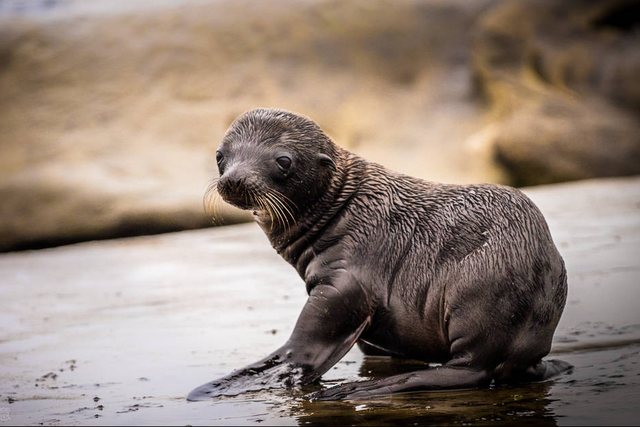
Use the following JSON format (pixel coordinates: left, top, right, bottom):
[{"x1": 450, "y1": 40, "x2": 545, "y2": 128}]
[{"x1": 267, "y1": 149, "x2": 365, "y2": 265}]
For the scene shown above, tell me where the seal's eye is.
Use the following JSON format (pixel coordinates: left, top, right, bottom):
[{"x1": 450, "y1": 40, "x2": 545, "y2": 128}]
[
  {"x1": 216, "y1": 151, "x2": 224, "y2": 164},
  {"x1": 276, "y1": 156, "x2": 292, "y2": 172}
]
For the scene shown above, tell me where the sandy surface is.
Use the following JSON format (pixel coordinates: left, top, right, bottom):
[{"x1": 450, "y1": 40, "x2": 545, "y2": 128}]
[{"x1": 0, "y1": 176, "x2": 639, "y2": 425}]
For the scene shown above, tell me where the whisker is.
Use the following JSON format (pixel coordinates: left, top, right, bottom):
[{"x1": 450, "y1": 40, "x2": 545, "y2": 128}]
[
  {"x1": 264, "y1": 193, "x2": 285, "y2": 232},
  {"x1": 263, "y1": 191, "x2": 289, "y2": 232},
  {"x1": 261, "y1": 194, "x2": 278, "y2": 232},
  {"x1": 248, "y1": 189, "x2": 271, "y2": 231},
  {"x1": 203, "y1": 178, "x2": 223, "y2": 226},
  {"x1": 265, "y1": 188, "x2": 297, "y2": 221},
  {"x1": 264, "y1": 189, "x2": 296, "y2": 231},
  {"x1": 267, "y1": 188, "x2": 299, "y2": 214}
]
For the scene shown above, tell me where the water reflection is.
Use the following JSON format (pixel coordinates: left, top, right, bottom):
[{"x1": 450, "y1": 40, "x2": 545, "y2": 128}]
[
  {"x1": 295, "y1": 382, "x2": 557, "y2": 426},
  {"x1": 293, "y1": 355, "x2": 559, "y2": 426}
]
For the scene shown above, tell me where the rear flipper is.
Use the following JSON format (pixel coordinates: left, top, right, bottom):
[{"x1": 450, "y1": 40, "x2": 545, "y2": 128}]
[
  {"x1": 498, "y1": 359, "x2": 573, "y2": 385},
  {"x1": 309, "y1": 364, "x2": 491, "y2": 401},
  {"x1": 309, "y1": 359, "x2": 573, "y2": 401}
]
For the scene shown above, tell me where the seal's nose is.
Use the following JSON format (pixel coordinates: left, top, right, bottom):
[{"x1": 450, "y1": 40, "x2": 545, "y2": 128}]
[
  {"x1": 222, "y1": 175, "x2": 245, "y2": 193},
  {"x1": 219, "y1": 168, "x2": 247, "y2": 196}
]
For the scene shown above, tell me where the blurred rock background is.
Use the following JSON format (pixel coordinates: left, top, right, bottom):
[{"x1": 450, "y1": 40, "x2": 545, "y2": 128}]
[{"x1": 1, "y1": 0, "x2": 638, "y2": 252}]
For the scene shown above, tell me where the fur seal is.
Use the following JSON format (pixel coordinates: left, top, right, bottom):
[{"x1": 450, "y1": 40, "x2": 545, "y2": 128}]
[{"x1": 188, "y1": 108, "x2": 570, "y2": 401}]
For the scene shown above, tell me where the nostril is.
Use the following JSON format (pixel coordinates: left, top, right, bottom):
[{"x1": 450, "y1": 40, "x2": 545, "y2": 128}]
[
  {"x1": 221, "y1": 174, "x2": 246, "y2": 192},
  {"x1": 230, "y1": 177, "x2": 245, "y2": 190}
]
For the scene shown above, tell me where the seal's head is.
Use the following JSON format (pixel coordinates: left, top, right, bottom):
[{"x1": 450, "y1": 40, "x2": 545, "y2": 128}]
[{"x1": 212, "y1": 108, "x2": 339, "y2": 228}]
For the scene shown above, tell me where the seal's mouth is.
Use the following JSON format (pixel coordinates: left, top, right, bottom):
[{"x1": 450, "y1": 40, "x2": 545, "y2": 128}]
[
  {"x1": 205, "y1": 177, "x2": 298, "y2": 231},
  {"x1": 217, "y1": 183, "x2": 257, "y2": 210},
  {"x1": 203, "y1": 177, "x2": 257, "y2": 220},
  {"x1": 221, "y1": 195, "x2": 254, "y2": 210}
]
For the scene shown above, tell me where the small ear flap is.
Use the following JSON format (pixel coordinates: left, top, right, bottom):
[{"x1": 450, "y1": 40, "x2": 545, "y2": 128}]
[{"x1": 318, "y1": 153, "x2": 337, "y2": 171}]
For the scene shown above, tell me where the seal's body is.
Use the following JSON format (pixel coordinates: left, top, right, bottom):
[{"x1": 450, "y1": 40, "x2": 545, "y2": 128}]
[{"x1": 188, "y1": 109, "x2": 570, "y2": 401}]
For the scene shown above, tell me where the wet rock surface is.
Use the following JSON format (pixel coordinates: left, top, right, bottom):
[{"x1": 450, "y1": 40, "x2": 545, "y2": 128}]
[
  {"x1": 472, "y1": 0, "x2": 640, "y2": 186},
  {"x1": 0, "y1": 0, "x2": 494, "y2": 252},
  {"x1": 2, "y1": 0, "x2": 639, "y2": 251},
  {"x1": 0, "y1": 176, "x2": 638, "y2": 425}
]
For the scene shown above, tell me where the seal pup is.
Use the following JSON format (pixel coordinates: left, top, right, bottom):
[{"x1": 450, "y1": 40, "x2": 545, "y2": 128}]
[{"x1": 188, "y1": 108, "x2": 570, "y2": 401}]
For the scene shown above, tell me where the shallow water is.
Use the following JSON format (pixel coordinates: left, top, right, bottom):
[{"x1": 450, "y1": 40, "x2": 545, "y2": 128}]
[
  {"x1": 2, "y1": 344, "x2": 639, "y2": 426},
  {"x1": 1, "y1": 177, "x2": 639, "y2": 425}
]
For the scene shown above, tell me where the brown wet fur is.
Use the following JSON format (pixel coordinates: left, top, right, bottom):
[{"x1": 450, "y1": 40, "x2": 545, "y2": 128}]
[{"x1": 188, "y1": 108, "x2": 570, "y2": 401}]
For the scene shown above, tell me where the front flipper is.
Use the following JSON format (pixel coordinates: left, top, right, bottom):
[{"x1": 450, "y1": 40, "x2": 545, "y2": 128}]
[
  {"x1": 187, "y1": 354, "x2": 306, "y2": 400},
  {"x1": 188, "y1": 278, "x2": 372, "y2": 401},
  {"x1": 309, "y1": 364, "x2": 491, "y2": 401}
]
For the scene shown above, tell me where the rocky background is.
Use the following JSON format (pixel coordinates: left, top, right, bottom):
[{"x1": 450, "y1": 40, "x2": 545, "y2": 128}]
[{"x1": 1, "y1": 0, "x2": 639, "y2": 252}]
